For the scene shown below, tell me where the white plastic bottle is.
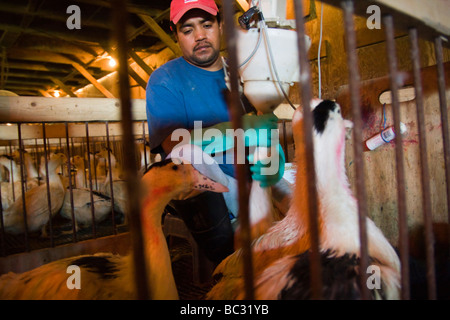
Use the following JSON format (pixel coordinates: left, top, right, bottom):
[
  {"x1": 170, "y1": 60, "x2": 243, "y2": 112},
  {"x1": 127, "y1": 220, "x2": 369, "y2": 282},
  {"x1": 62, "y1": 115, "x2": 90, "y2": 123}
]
[{"x1": 365, "y1": 122, "x2": 407, "y2": 151}]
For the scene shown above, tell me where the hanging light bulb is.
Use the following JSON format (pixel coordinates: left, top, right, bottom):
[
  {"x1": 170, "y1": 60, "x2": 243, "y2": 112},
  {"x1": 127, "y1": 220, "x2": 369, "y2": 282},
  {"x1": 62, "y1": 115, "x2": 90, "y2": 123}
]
[{"x1": 109, "y1": 56, "x2": 117, "y2": 67}]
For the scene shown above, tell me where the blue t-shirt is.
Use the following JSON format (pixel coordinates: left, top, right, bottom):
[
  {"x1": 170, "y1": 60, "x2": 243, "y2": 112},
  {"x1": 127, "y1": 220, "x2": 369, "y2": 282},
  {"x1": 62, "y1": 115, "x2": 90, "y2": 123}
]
[{"x1": 146, "y1": 57, "x2": 234, "y2": 176}]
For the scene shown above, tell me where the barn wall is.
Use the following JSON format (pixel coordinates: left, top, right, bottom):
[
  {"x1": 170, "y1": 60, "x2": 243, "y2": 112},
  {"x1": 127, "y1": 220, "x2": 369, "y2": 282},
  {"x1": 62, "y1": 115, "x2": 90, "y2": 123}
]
[{"x1": 295, "y1": 1, "x2": 450, "y2": 245}]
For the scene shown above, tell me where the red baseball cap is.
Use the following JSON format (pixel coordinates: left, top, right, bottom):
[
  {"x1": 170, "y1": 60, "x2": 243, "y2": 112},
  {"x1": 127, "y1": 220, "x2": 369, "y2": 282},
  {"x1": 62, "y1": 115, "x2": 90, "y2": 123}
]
[{"x1": 170, "y1": 0, "x2": 219, "y2": 25}]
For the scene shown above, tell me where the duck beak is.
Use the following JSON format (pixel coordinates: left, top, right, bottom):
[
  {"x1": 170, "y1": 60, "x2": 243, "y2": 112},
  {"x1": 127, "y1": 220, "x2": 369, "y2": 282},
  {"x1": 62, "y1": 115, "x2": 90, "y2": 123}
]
[{"x1": 192, "y1": 169, "x2": 229, "y2": 193}]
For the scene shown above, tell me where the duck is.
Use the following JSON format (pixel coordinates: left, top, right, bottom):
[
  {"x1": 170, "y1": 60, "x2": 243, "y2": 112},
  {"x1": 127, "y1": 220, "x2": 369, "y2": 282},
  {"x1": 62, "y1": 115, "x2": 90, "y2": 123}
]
[
  {"x1": 0, "y1": 158, "x2": 229, "y2": 299},
  {"x1": 137, "y1": 141, "x2": 162, "y2": 176},
  {"x1": 95, "y1": 149, "x2": 127, "y2": 219},
  {"x1": 72, "y1": 155, "x2": 87, "y2": 189},
  {"x1": 60, "y1": 154, "x2": 112, "y2": 229},
  {"x1": 0, "y1": 155, "x2": 24, "y2": 210},
  {"x1": 2, "y1": 153, "x2": 67, "y2": 236},
  {"x1": 13, "y1": 149, "x2": 41, "y2": 190},
  {"x1": 97, "y1": 148, "x2": 124, "y2": 189},
  {"x1": 59, "y1": 188, "x2": 113, "y2": 229},
  {"x1": 206, "y1": 100, "x2": 400, "y2": 300}
]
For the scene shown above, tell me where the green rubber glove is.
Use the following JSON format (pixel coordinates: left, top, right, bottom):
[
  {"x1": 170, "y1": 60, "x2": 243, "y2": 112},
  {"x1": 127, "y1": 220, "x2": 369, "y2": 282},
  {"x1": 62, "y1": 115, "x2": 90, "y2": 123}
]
[
  {"x1": 190, "y1": 113, "x2": 279, "y2": 154},
  {"x1": 249, "y1": 144, "x2": 285, "y2": 188}
]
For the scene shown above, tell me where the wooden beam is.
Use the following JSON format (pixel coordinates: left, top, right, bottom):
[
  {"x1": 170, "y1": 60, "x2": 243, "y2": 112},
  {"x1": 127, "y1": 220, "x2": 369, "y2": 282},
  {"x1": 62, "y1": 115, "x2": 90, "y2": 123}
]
[
  {"x1": 0, "y1": 96, "x2": 146, "y2": 122},
  {"x1": 0, "y1": 22, "x2": 104, "y2": 46},
  {"x1": 8, "y1": 61, "x2": 71, "y2": 73},
  {"x1": 128, "y1": 66, "x2": 148, "y2": 89},
  {"x1": 0, "y1": 121, "x2": 148, "y2": 141},
  {"x1": 104, "y1": 47, "x2": 147, "y2": 89},
  {"x1": 71, "y1": 62, "x2": 115, "y2": 98},
  {"x1": 137, "y1": 14, "x2": 182, "y2": 57},
  {"x1": 38, "y1": 89, "x2": 52, "y2": 97},
  {"x1": 50, "y1": 77, "x2": 77, "y2": 97},
  {"x1": 17, "y1": 36, "x2": 100, "y2": 64},
  {"x1": 128, "y1": 50, "x2": 153, "y2": 76},
  {"x1": 6, "y1": 48, "x2": 74, "y2": 65}
]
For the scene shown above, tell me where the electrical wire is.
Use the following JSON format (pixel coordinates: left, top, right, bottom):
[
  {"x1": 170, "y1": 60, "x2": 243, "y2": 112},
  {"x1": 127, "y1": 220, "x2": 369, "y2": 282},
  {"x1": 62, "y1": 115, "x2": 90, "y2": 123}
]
[
  {"x1": 238, "y1": 27, "x2": 263, "y2": 68},
  {"x1": 238, "y1": 0, "x2": 297, "y2": 111},
  {"x1": 260, "y1": 19, "x2": 297, "y2": 110}
]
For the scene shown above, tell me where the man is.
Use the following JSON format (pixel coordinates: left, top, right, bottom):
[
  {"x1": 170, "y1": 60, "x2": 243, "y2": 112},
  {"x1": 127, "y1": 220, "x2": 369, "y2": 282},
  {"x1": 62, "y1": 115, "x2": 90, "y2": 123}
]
[{"x1": 146, "y1": 0, "x2": 285, "y2": 263}]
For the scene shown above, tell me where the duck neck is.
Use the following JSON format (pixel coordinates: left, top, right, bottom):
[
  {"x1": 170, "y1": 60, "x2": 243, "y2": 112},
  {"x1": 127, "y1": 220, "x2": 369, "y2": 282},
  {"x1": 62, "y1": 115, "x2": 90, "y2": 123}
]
[
  {"x1": 24, "y1": 154, "x2": 38, "y2": 179},
  {"x1": 139, "y1": 187, "x2": 179, "y2": 299},
  {"x1": 315, "y1": 130, "x2": 360, "y2": 254}
]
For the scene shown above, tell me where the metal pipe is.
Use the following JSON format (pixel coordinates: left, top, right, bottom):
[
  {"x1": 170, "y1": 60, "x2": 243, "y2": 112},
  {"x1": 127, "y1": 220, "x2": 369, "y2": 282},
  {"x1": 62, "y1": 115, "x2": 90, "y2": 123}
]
[
  {"x1": 142, "y1": 121, "x2": 148, "y2": 170},
  {"x1": 341, "y1": 0, "x2": 370, "y2": 300},
  {"x1": 409, "y1": 27, "x2": 437, "y2": 300},
  {"x1": 84, "y1": 122, "x2": 97, "y2": 238},
  {"x1": 112, "y1": 0, "x2": 149, "y2": 300},
  {"x1": 41, "y1": 122, "x2": 55, "y2": 246},
  {"x1": 294, "y1": 0, "x2": 322, "y2": 300},
  {"x1": 434, "y1": 36, "x2": 450, "y2": 259},
  {"x1": 104, "y1": 121, "x2": 117, "y2": 234},
  {"x1": 384, "y1": 15, "x2": 410, "y2": 300},
  {"x1": 222, "y1": 0, "x2": 254, "y2": 300},
  {"x1": 17, "y1": 124, "x2": 30, "y2": 251},
  {"x1": 65, "y1": 121, "x2": 77, "y2": 242}
]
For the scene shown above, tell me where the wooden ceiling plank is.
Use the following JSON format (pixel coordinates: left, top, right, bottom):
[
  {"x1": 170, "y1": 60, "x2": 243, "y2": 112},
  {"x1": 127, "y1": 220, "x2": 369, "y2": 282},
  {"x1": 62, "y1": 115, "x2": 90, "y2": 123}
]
[
  {"x1": 71, "y1": 62, "x2": 115, "y2": 98},
  {"x1": 50, "y1": 77, "x2": 77, "y2": 97},
  {"x1": 0, "y1": 96, "x2": 146, "y2": 122},
  {"x1": 38, "y1": 89, "x2": 52, "y2": 97},
  {"x1": 137, "y1": 14, "x2": 182, "y2": 57},
  {"x1": 128, "y1": 50, "x2": 153, "y2": 76},
  {"x1": 8, "y1": 61, "x2": 70, "y2": 73}
]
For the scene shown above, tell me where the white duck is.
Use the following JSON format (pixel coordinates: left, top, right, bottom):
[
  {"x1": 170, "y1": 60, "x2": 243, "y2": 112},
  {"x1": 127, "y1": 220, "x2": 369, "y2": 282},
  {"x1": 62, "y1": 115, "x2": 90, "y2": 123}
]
[
  {"x1": 0, "y1": 158, "x2": 228, "y2": 299},
  {"x1": 13, "y1": 149, "x2": 40, "y2": 190},
  {"x1": 207, "y1": 100, "x2": 400, "y2": 300},
  {"x1": 72, "y1": 155, "x2": 87, "y2": 189},
  {"x1": 60, "y1": 189, "x2": 113, "y2": 229},
  {"x1": 2, "y1": 153, "x2": 67, "y2": 236},
  {"x1": 0, "y1": 155, "x2": 23, "y2": 210},
  {"x1": 137, "y1": 142, "x2": 162, "y2": 176},
  {"x1": 60, "y1": 155, "x2": 113, "y2": 229},
  {"x1": 96, "y1": 148, "x2": 127, "y2": 218}
]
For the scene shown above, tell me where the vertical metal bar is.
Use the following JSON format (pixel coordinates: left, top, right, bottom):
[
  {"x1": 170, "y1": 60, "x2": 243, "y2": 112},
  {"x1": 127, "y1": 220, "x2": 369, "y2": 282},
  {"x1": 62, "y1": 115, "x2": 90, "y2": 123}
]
[
  {"x1": 105, "y1": 121, "x2": 117, "y2": 234},
  {"x1": 294, "y1": 0, "x2": 322, "y2": 300},
  {"x1": 0, "y1": 175, "x2": 5, "y2": 256},
  {"x1": 409, "y1": 28, "x2": 438, "y2": 300},
  {"x1": 112, "y1": 0, "x2": 149, "y2": 300},
  {"x1": 142, "y1": 121, "x2": 148, "y2": 170},
  {"x1": 42, "y1": 122, "x2": 55, "y2": 246},
  {"x1": 33, "y1": 138, "x2": 40, "y2": 186},
  {"x1": 434, "y1": 36, "x2": 450, "y2": 257},
  {"x1": 222, "y1": 0, "x2": 254, "y2": 300},
  {"x1": 65, "y1": 122, "x2": 77, "y2": 242},
  {"x1": 342, "y1": 0, "x2": 370, "y2": 300},
  {"x1": 85, "y1": 122, "x2": 97, "y2": 238},
  {"x1": 384, "y1": 15, "x2": 410, "y2": 300},
  {"x1": 17, "y1": 124, "x2": 30, "y2": 251}
]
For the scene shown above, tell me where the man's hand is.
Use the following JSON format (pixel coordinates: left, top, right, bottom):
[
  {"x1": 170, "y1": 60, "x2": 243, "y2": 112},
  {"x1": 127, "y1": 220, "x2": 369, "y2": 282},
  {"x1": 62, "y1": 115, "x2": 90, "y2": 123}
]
[{"x1": 249, "y1": 144, "x2": 285, "y2": 188}]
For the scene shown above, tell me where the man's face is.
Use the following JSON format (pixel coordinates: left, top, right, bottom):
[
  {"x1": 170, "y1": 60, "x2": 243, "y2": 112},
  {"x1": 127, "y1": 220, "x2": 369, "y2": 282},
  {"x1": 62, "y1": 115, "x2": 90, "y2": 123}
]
[{"x1": 176, "y1": 9, "x2": 222, "y2": 70}]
